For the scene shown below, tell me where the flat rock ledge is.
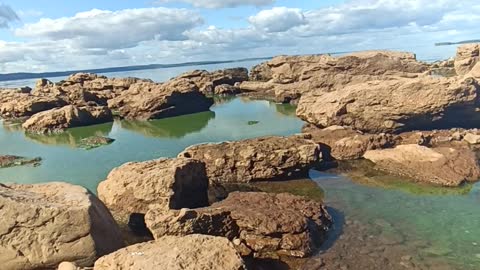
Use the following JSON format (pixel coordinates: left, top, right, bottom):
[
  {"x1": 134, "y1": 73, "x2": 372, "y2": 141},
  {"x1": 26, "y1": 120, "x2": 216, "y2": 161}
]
[
  {"x1": 94, "y1": 234, "x2": 246, "y2": 270},
  {"x1": 97, "y1": 158, "x2": 209, "y2": 218},
  {"x1": 0, "y1": 182, "x2": 124, "y2": 270},
  {"x1": 363, "y1": 144, "x2": 480, "y2": 186},
  {"x1": 178, "y1": 135, "x2": 321, "y2": 184},
  {"x1": 145, "y1": 192, "x2": 333, "y2": 259}
]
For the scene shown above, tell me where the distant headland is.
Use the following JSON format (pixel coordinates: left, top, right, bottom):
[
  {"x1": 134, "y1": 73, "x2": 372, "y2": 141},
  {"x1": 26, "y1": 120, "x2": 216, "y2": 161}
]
[{"x1": 435, "y1": 39, "x2": 480, "y2": 46}]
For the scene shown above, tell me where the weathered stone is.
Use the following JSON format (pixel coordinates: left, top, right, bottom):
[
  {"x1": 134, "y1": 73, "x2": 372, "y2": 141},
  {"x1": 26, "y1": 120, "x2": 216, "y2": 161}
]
[
  {"x1": 0, "y1": 155, "x2": 42, "y2": 168},
  {"x1": 22, "y1": 105, "x2": 113, "y2": 133},
  {"x1": 145, "y1": 192, "x2": 332, "y2": 259},
  {"x1": 297, "y1": 76, "x2": 480, "y2": 133},
  {"x1": 464, "y1": 133, "x2": 480, "y2": 145},
  {"x1": 455, "y1": 44, "x2": 480, "y2": 76},
  {"x1": 97, "y1": 158, "x2": 209, "y2": 217},
  {"x1": 93, "y1": 235, "x2": 246, "y2": 270},
  {"x1": 363, "y1": 144, "x2": 480, "y2": 186},
  {"x1": 0, "y1": 90, "x2": 67, "y2": 120},
  {"x1": 0, "y1": 182, "x2": 124, "y2": 270},
  {"x1": 178, "y1": 135, "x2": 321, "y2": 184},
  {"x1": 176, "y1": 68, "x2": 249, "y2": 95},
  {"x1": 78, "y1": 136, "x2": 115, "y2": 150}
]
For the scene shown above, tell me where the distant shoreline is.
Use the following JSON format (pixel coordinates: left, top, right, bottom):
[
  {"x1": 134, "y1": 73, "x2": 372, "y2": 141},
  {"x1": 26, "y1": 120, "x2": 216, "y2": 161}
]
[{"x1": 435, "y1": 39, "x2": 480, "y2": 46}]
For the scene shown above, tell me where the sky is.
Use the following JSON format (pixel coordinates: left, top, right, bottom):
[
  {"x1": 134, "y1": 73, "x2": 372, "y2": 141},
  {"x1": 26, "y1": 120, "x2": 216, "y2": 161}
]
[{"x1": 0, "y1": 0, "x2": 478, "y2": 73}]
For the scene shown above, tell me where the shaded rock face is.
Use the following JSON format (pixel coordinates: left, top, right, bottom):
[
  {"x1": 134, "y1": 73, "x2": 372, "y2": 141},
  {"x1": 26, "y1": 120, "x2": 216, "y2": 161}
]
[
  {"x1": 0, "y1": 182, "x2": 124, "y2": 270},
  {"x1": 22, "y1": 105, "x2": 113, "y2": 134},
  {"x1": 303, "y1": 124, "x2": 397, "y2": 160},
  {"x1": 178, "y1": 135, "x2": 321, "y2": 185},
  {"x1": 363, "y1": 144, "x2": 480, "y2": 186},
  {"x1": 145, "y1": 192, "x2": 332, "y2": 259},
  {"x1": 176, "y1": 68, "x2": 249, "y2": 95},
  {"x1": 97, "y1": 158, "x2": 209, "y2": 217},
  {"x1": 94, "y1": 235, "x2": 246, "y2": 270},
  {"x1": 296, "y1": 76, "x2": 480, "y2": 133},
  {"x1": 455, "y1": 44, "x2": 480, "y2": 76},
  {"x1": 108, "y1": 80, "x2": 214, "y2": 120},
  {"x1": 242, "y1": 51, "x2": 429, "y2": 103}
]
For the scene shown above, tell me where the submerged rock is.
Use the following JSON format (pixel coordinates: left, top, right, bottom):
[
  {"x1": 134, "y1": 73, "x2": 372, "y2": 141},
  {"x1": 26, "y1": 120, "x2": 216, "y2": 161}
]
[
  {"x1": 146, "y1": 192, "x2": 332, "y2": 259},
  {"x1": 94, "y1": 234, "x2": 246, "y2": 270},
  {"x1": 0, "y1": 155, "x2": 41, "y2": 168},
  {"x1": 0, "y1": 182, "x2": 124, "y2": 270},
  {"x1": 178, "y1": 135, "x2": 321, "y2": 184},
  {"x1": 78, "y1": 136, "x2": 115, "y2": 150},
  {"x1": 22, "y1": 105, "x2": 113, "y2": 134},
  {"x1": 363, "y1": 144, "x2": 480, "y2": 186},
  {"x1": 97, "y1": 158, "x2": 209, "y2": 217}
]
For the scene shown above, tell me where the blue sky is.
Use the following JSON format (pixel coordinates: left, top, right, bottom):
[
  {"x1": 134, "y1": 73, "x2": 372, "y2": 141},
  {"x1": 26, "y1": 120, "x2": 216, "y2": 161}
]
[{"x1": 0, "y1": 0, "x2": 478, "y2": 73}]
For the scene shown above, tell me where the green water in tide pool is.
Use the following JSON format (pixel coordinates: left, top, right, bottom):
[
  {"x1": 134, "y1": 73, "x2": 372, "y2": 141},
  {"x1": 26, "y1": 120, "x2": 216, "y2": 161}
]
[{"x1": 0, "y1": 97, "x2": 479, "y2": 269}]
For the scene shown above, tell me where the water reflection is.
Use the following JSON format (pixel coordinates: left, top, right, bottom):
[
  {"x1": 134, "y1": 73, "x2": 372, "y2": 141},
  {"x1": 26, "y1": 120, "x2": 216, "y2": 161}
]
[{"x1": 119, "y1": 111, "x2": 215, "y2": 139}]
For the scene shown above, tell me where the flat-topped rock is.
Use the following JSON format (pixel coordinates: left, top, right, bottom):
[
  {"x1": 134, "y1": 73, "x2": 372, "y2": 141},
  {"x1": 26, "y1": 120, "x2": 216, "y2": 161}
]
[
  {"x1": 108, "y1": 80, "x2": 213, "y2": 120},
  {"x1": 363, "y1": 144, "x2": 480, "y2": 186},
  {"x1": 455, "y1": 44, "x2": 480, "y2": 76},
  {"x1": 97, "y1": 158, "x2": 209, "y2": 217},
  {"x1": 22, "y1": 105, "x2": 113, "y2": 133},
  {"x1": 0, "y1": 182, "x2": 123, "y2": 270},
  {"x1": 178, "y1": 135, "x2": 321, "y2": 184},
  {"x1": 296, "y1": 76, "x2": 480, "y2": 133},
  {"x1": 146, "y1": 192, "x2": 332, "y2": 259},
  {"x1": 94, "y1": 235, "x2": 246, "y2": 270},
  {"x1": 0, "y1": 91, "x2": 67, "y2": 120}
]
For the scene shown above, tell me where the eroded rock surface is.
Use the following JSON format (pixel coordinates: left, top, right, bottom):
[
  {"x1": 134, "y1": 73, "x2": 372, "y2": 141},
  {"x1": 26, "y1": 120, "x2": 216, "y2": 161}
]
[
  {"x1": 176, "y1": 68, "x2": 248, "y2": 95},
  {"x1": 22, "y1": 105, "x2": 113, "y2": 133},
  {"x1": 455, "y1": 44, "x2": 480, "y2": 76},
  {"x1": 97, "y1": 158, "x2": 209, "y2": 217},
  {"x1": 363, "y1": 144, "x2": 480, "y2": 186},
  {"x1": 0, "y1": 182, "x2": 123, "y2": 270},
  {"x1": 94, "y1": 234, "x2": 246, "y2": 270},
  {"x1": 178, "y1": 135, "x2": 321, "y2": 184},
  {"x1": 146, "y1": 192, "x2": 332, "y2": 259}
]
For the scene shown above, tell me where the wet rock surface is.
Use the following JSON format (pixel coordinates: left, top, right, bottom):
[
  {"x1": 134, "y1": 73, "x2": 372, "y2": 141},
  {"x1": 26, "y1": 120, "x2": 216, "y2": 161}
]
[
  {"x1": 178, "y1": 135, "x2": 321, "y2": 185},
  {"x1": 0, "y1": 155, "x2": 42, "y2": 168},
  {"x1": 94, "y1": 234, "x2": 246, "y2": 270},
  {"x1": 145, "y1": 192, "x2": 332, "y2": 259},
  {"x1": 78, "y1": 136, "x2": 115, "y2": 150},
  {"x1": 0, "y1": 182, "x2": 124, "y2": 270}
]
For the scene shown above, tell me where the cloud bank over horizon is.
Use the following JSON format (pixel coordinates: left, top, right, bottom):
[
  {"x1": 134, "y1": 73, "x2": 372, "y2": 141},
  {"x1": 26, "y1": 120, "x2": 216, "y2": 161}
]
[{"x1": 0, "y1": 0, "x2": 479, "y2": 73}]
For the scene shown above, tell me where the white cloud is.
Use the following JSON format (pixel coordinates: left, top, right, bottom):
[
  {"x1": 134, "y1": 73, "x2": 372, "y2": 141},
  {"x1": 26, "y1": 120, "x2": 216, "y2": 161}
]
[
  {"x1": 248, "y1": 7, "x2": 306, "y2": 33},
  {"x1": 154, "y1": 0, "x2": 274, "y2": 9},
  {"x1": 15, "y1": 8, "x2": 203, "y2": 49},
  {"x1": 0, "y1": 4, "x2": 19, "y2": 28}
]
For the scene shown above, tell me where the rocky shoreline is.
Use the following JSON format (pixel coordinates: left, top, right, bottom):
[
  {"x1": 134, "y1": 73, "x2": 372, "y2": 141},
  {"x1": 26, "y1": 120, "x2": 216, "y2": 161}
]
[{"x1": 1, "y1": 44, "x2": 480, "y2": 269}]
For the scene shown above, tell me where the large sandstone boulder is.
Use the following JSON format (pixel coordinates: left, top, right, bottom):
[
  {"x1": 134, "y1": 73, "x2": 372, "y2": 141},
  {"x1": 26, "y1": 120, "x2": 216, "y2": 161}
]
[
  {"x1": 145, "y1": 192, "x2": 332, "y2": 258},
  {"x1": 176, "y1": 68, "x2": 248, "y2": 95},
  {"x1": 455, "y1": 44, "x2": 480, "y2": 76},
  {"x1": 22, "y1": 105, "x2": 113, "y2": 133},
  {"x1": 296, "y1": 76, "x2": 480, "y2": 133},
  {"x1": 178, "y1": 135, "x2": 321, "y2": 184},
  {"x1": 94, "y1": 234, "x2": 246, "y2": 270},
  {"x1": 107, "y1": 80, "x2": 213, "y2": 120},
  {"x1": 303, "y1": 124, "x2": 397, "y2": 160},
  {"x1": 0, "y1": 90, "x2": 67, "y2": 120},
  {"x1": 0, "y1": 182, "x2": 124, "y2": 270},
  {"x1": 363, "y1": 144, "x2": 480, "y2": 186},
  {"x1": 97, "y1": 158, "x2": 209, "y2": 217},
  {"x1": 241, "y1": 51, "x2": 429, "y2": 103}
]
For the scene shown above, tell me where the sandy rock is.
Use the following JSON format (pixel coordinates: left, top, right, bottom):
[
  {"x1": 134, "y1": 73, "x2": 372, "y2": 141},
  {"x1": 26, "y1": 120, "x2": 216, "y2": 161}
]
[
  {"x1": 58, "y1": 262, "x2": 79, "y2": 270},
  {"x1": 176, "y1": 68, "x2": 248, "y2": 95},
  {"x1": 0, "y1": 90, "x2": 67, "y2": 119},
  {"x1": 296, "y1": 76, "x2": 480, "y2": 133},
  {"x1": 363, "y1": 144, "x2": 480, "y2": 186},
  {"x1": 97, "y1": 158, "x2": 209, "y2": 217},
  {"x1": 464, "y1": 133, "x2": 480, "y2": 144},
  {"x1": 94, "y1": 235, "x2": 246, "y2": 270},
  {"x1": 178, "y1": 135, "x2": 321, "y2": 184},
  {"x1": 214, "y1": 84, "x2": 240, "y2": 95},
  {"x1": 108, "y1": 80, "x2": 213, "y2": 120},
  {"x1": 243, "y1": 51, "x2": 428, "y2": 103},
  {"x1": 455, "y1": 44, "x2": 480, "y2": 76},
  {"x1": 303, "y1": 124, "x2": 397, "y2": 160},
  {"x1": 0, "y1": 182, "x2": 123, "y2": 270},
  {"x1": 146, "y1": 192, "x2": 332, "y2": 258},
  {"x1": 22, "y1": 105, "x2": 113, "y2": 133}
]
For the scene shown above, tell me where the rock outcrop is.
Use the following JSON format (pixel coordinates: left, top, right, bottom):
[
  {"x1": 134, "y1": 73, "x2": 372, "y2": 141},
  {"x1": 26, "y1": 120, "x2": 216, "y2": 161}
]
[
  {"x1": 175, "y1": 68, "x2": 248, "y2": 95},
  {"x1": 22, "y1": 105, "x2": 113, "y2": 133},
  {"x1": 94, "y1": 234, "x2": 246, "y2": 270},
  {"x1": 178, "y1": 135, "x2": 321, "y2": 184},
  {"x1": 241, "y1": 51, "x2": 429, "y2": 103},
  {"x1": 108, "y1": 79, "x2": 213, "y2": 120},
  {"x1": 296, "y1": 76, "x2": 480, "y2": 133},
  {"x1": 0, "y1": 182, "x2": 124, "y2": 270},
  {"x1": 303, "y1": 124, "x2": 397, "y2": 160},
  {"x1": 0, "y1": 90, "x2": 67, "y2": 120},
  {"x1": 455, "y1": 44, "x2": 480, "y2": 76},
  {"x1": 0, "y1": 155, "x2": 42, "y2": 168},
  {"x1": 145, "y1": 192, "x2": 332, "y2": 258},
  {"x1": 363, "y1": 144, "x2": 480, "y2": 186},
  {"x1": 97, "y1": 158, "x2": 209, "y2": 217}
]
